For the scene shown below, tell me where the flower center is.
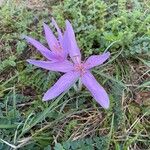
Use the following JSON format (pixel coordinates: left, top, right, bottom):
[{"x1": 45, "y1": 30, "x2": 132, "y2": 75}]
[
  {"x1": 53, "y1": 43, "x2": 62, "y2": 53},
  {"x1": 74, "y1": 63, "x2": 86, "y2": 75}
]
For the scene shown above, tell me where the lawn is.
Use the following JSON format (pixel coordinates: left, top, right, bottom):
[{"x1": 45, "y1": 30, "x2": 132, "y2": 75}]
[{"x1": 0, "y1": 0, "x2": 150, "y2": 149}]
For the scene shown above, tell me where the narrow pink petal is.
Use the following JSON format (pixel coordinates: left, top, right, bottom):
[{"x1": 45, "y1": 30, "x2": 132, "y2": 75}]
[
  {"x1": 51, "y1": 18, "x2": 63, "y2": 42},
  {"x1": 85, "y1": 52, "x2": 110, "y2": 69},
  {"x1": 65, "y1": 20, "x2": 81, "y2": 63},
  {"x1": 27, "y1": 59, "x2": 74, "y2": 73},
  {"x1": 61, "y1": 30, "x2": 69, "y2": 58},
  {"x1": 24, "y1": 36, "x2": 56, "y2": 60},
  {"x1": 43, "y1": 71, "x2": 79, "y2": 101},
  {"x1": 81, "y1": 71, "x2": 109, "y2": 109},
  {"x1": 43, "y1": 23, "x2": 60, "y2": 52}
]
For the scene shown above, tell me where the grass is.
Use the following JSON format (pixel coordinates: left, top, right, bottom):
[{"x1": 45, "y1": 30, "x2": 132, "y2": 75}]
[{"x1": 0, "y1": 0, "x2": 150, "y2": 149}]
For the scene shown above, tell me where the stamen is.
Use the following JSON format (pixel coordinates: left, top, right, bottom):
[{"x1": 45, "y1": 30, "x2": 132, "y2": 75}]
[
  {"x1": 53, "y1": 43, "x2": 62, "y2": 52},
  {"x1": 74, "y1": 62, "x2": 86, "y2": 76}
]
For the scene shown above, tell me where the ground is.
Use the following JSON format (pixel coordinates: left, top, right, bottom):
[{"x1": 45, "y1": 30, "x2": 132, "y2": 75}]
[{"x1": 0, "y1": 0, "x2": 150, "y2": 149}]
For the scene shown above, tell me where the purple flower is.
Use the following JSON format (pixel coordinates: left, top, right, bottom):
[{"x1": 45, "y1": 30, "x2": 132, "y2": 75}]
[
  {"x1": 26, "y1": 18, "x2": 110, "y2": 109},
  {"x1": 43, "y1": 21, "x2": 110, "y2": 109},
  {"x1": 24, "y1": 18, "x2": 70, "y2": 71}
]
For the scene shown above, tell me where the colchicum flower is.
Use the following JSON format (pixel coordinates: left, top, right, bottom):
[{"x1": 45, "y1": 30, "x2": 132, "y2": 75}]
[
  {"x1": 26, "y1": 19, "x2": 110, "y2": 109},
  {"x1": 24, "y1": 18, "x2": 72, "y2": 72}
]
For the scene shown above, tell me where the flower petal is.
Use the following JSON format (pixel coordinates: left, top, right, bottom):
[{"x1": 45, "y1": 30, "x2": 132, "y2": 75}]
[
  {"x1": 24, "y1": 36, "x2": 56, "y2": 60},
  {"x1": 51, "y1": 18, "x2": 63, "y2": 42},
  {"x1": 81, "y1": 71, "x2": 109, "y2": 109},
  {"x1": 27, "y1": 59, "x2": 74, "y2": 73},
  {"x1": 43, "y1": 23, "x2": 60, "y2": 53},
  {"x1": 43, "y1": 71, "x2": 79, "y2": 101},
  {"x1": 65, "y1": 20, "x2": 81, "y2": 63},
  {"x1": 61, "y1": 30, "x2": 69, "y2": 58},
  {"x1": 85, "y1": 52, "x2": 110, "y2": 69}
]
